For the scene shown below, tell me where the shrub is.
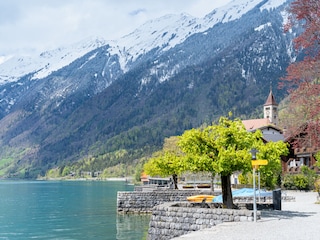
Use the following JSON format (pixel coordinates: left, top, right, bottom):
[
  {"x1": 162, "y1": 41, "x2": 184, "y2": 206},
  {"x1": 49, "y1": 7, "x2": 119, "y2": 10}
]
[
  {"x1": 293, "y1": 174, "x2": 309, "y2": 190},
  {"x1": 283, "y1": 174, "x2": 296, "y2": 190},
  {"x1": 283, "y1": 172, "x2": 316, "y2": 191}
]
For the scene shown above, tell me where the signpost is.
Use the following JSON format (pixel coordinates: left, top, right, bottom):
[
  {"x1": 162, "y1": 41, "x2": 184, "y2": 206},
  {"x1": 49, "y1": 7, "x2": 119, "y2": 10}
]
[
  {"x1": 250, "y1": 148, "x2": 268, "y2": 222},
  {"x1": 251, "y1": 159, "x2": 268, "y2": 166},
  {"x1": 251, "y1": 159, "x2": 268, "y2": 203}
]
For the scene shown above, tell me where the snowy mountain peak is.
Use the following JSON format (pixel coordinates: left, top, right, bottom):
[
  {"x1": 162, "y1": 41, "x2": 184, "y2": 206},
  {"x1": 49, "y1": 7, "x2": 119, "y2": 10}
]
[
  {"x1": 0, "y1": 37, "x2": 108, "y2": 84},
  {"x1": 109, "y1": 13, "x2": 207, "y2": 71},
  {"x1": 205, "y1": 0, "x2": 262, "y2": 23},
  {"x1": 205, "y1": 0, "x2": 287, "y2": 24},
  {"x1": 0, "y1": 0, "x2": 289, "y2": 84},
  {"x1": 111, "y1": 0, "x2": 288, "y2": 71},
  {"x1": 260, "y1": 0, "x2": 288, "y2": 11}
]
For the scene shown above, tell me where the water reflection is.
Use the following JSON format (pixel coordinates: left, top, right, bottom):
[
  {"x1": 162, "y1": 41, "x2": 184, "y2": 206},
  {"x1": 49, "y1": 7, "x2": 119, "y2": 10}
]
[{"x1": 116, "y1": 214, "x2": 151, "y2": 240}]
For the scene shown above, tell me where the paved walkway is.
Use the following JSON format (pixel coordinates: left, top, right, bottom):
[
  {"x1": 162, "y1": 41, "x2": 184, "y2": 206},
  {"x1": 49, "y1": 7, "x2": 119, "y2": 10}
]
[{"x1": 172, "y1": 191, "x2": 320, "y2": 240}]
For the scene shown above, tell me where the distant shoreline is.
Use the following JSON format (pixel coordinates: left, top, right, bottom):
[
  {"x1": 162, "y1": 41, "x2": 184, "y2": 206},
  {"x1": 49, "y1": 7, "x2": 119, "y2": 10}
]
[{"x1": 38, "y1": 176, "x2": 133, "y2": 182}]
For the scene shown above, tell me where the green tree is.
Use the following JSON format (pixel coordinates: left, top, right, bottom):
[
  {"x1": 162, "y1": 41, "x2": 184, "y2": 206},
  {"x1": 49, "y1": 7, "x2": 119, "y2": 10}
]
[
  {"x1": 144, "y1": 116, "x2": 289, "y2": 208},
  {"x1": 256, "y1": 141, "x2": 289, "y2": 189},
  {"x1": 179, "y1": 116, "x2": 289, "y2": 208},
  {"x1": 177, "y1": 127, "x2": 218, "y2": 190},
  {"x1": 144, "y1": 136, "x2": 184, "y2": 189},
  {"x1": 143, "y1": 151, "x2": 183, "y2": 189},
  {"x1": 62, "y1": 166, "x2": 71, "y2": 177},
  {"x1": 179, "y1": 116, "x2": 261, "y2": 208}
]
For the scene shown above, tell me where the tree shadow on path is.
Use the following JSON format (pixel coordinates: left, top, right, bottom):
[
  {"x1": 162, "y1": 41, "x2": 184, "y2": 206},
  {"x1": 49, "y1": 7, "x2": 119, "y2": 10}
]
[{"x1": 261, "y1": 209, "x2": 317, "y2": 220}]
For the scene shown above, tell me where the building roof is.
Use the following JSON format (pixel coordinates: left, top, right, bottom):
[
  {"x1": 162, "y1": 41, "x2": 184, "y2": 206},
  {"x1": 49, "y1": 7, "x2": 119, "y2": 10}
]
[
  {"x1": 242, "y1": 119, "x2": 284, "y2": 142},
  {"x1": 264, "y1": 90, "x2": 278, "y2": 106},
  {"x1": 242, "y1": 118, "x2": 271, "y2": 131},
  {"x1": 262, "y1": 130, "x2": 285, "y2": 142}
]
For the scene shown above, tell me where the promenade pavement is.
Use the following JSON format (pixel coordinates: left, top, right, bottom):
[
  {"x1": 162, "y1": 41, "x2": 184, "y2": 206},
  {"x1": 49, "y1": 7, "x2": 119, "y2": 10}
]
[{"x1": 171, "y1": 191, "x2": 320, "y2": 240}]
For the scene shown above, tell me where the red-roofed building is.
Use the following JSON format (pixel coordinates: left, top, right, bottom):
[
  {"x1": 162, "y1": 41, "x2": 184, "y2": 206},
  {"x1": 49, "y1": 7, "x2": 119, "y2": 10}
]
[
  {"x1": 242, "y1": 118, "x2": 271, "y2": 131},
  {"x1": 231, "y1": 90, "x2": 285, "y2": 184},
  {"x1": 242, "y1": 90, "x2": 319, "y2": 174},
  {"x1": 242, "y1": 90, "x2": 284, "y2": 142}
]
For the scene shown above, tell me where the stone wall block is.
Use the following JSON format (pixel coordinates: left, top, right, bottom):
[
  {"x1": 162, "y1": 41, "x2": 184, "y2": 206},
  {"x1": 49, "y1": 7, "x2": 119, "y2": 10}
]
[
  {"x1": 245, "y1": 211, "x2": 253, "y2": 217},
  {"x1": 193, "y1": 213, "x2": 200, "y2": 219},
  {"x1": 240, "y1": 216, "x2": 248, "y2": 222},
  {"x1": 187, "y1": 212, "x2": 194, "y2": 218},
  {"x1": 227, "y1": 209, "x2": 234, "y2": 215},
  {"x1": 195, "y1": 218, "x2": 203, "y2": 225},
  {"x1": 176, "y1": 211, "x2": 183, "y2": 217},
  {"x1": 182, "y1": 223, "x2": 190, "y2": 231},
  {"x1": 169, "y1": 222, "x2": 175, "y2": 229},
  {"x1": 209, "y1": 219, "x2": 217, "y2": 226}
]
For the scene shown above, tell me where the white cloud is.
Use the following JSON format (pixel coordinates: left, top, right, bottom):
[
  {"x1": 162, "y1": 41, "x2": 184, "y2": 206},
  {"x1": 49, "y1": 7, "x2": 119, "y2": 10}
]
[{"x1": 0, "y1": 0, "x2": 230, "y2": 56}]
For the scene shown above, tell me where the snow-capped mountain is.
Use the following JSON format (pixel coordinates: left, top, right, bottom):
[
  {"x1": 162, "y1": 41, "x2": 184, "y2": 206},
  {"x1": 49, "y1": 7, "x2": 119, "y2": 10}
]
[
  {"x1": 0, "y1": 37, "x2": 107, "y2": 84},
  {"x1": 0, "y1": 0, "x2": 289, "y2": 84},
  {"x1": 0, "y1": 0, "x2": 297, "y2": 178}
]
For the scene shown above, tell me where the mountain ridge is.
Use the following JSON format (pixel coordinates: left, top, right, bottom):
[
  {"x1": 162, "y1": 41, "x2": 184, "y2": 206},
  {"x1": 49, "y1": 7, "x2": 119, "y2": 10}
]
[
  {"x1": 0, "y1": 0, "x2": 297, "y2": 178},
  {"x1": 0, "y1": 0, "x2": 288, "y2": 84}
]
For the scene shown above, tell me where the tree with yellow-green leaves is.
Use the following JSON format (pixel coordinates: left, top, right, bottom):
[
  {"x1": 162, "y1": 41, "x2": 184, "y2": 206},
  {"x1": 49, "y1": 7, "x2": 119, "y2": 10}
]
[
  {"x1": 179, "y1": 116, "x2": 289, "y2": 208},
  {"x1": 178, "y1": 116, "x2": 260, "y2": 208},
  {"x1": 255, "y1": 141, "x2": 289, "y2": 189},
  {"x1": 143, "y1": 136, "x2": 184, "y2": 189},
  {"x1": 144, "y1": 115, "x2": 289, "y2": 208}
]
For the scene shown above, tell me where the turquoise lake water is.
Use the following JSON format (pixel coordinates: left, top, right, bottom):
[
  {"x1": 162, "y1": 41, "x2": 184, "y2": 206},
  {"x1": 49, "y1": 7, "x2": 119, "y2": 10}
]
[{"x1": 0, "y1": 181, "x2": 150, "y2": 240}]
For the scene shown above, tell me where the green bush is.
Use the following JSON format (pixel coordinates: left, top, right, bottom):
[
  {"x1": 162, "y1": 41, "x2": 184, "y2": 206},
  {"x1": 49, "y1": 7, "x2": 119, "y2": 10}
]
[
  {"x1": 283, "y1": 168, "x2": 317, "y2": 191},
  {"x1": 293, "y1": 174, "x2": 309, "y2": 190},
  {"x1": 283, "y1": 174, "x2": 296, "y2": 190}
]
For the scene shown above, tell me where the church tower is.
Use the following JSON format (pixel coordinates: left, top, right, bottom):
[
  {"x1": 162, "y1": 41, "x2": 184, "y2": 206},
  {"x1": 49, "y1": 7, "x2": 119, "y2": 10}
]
[{"x1": 263, "y1": 90, "x2": 278, "y2": 125}]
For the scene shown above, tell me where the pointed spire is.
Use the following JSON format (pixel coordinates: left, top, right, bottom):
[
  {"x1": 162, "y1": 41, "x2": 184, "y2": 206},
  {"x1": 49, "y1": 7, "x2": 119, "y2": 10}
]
[{"x1": 264, "y1": 89, "x2": 277, "y2": 106}]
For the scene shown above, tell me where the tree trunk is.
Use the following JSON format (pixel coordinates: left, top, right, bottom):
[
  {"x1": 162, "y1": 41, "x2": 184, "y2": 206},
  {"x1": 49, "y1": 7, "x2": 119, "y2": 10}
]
[
  {"x1": 172, "y1": 174, "x2": 178, "y2": 189},
  {"x1": 211, "y1": 172, "x2": 215, "y2": 192},
  {"x1": 221, "y1": 175, "x2": 233, "y2": 208}
]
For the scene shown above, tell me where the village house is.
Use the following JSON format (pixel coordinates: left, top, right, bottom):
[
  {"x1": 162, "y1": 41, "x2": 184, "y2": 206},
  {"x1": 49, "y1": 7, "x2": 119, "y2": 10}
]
[
  {"x1": 242, "y1": 89, "x2": 283, "y2": 141},
  {"x1": 282, "y1": 123, "x2": 320, "y2": 174},
  {"x1": 242, "y1": 90, "x2": 319, "y2": 175}
]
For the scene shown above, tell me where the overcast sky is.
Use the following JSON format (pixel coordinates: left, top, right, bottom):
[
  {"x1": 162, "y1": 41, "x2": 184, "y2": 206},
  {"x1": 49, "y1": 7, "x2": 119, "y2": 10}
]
[{"x1": 0, "y1": 0, "x2": 231, "y2": 56}]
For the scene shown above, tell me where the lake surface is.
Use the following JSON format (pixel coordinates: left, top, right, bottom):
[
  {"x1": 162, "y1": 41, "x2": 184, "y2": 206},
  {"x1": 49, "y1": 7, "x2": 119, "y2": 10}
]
[{"x1": 0, "y1": 180, "x2": 150, "y2": 240}]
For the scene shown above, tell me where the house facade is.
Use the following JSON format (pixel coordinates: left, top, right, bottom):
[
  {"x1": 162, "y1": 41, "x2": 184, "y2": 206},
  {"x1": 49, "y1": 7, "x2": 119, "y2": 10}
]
[
  {"x1": 282, "y1": 124, "x2": 320, "y2": 174},
  {"x1": 242, "y1": 90, "x2": 319, "y2": 174}
]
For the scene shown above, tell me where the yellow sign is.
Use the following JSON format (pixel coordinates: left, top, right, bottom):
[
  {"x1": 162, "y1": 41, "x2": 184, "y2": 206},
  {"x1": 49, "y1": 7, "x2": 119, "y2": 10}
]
[{"x1": 251, "y1": 159, "x2": 268, "y2": 166}]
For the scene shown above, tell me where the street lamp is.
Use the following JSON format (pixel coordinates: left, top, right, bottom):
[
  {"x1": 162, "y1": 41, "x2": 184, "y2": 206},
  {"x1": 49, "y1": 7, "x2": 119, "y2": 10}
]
[{"x1": 250, "y1": 148, "x2": 258, "y2": 222}]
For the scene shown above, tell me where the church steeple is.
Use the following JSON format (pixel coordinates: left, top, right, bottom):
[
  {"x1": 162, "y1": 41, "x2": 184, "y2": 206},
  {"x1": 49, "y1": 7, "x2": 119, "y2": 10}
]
[{"x1": 263, "y1": 90, "x2": 278, "y2": 125}]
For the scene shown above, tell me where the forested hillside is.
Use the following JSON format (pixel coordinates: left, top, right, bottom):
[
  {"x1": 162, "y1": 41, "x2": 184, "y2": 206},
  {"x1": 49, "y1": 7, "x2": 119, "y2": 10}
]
[{"x1": 0, "y1": 0, "x2": 298, "y2": 178}]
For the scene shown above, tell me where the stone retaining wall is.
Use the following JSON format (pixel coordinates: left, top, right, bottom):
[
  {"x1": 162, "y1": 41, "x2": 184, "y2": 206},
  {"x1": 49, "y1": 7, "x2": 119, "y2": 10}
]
[
  {"x1": 117, "y1": 189, "x2": 293, "y2": 239},
  {"x1": 117, "y1": 189, "x2": 293, "y2": 213},
  {"x1": 147, "y1": 202, "x2": 260, "y2": 240},
  {"x1": 117, "y1": 190, "x2": 215, "y2": 213}
]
